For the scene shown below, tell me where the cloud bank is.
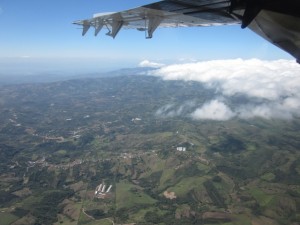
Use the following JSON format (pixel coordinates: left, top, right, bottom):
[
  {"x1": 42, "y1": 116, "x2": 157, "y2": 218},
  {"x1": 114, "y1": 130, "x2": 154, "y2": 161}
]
[{"x1": 150, "y1": 59, "x2": 300, "y2": 120}]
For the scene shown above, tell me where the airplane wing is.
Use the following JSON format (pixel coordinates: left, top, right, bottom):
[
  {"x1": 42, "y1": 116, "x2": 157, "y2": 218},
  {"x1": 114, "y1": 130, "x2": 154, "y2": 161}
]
[
  {"x1": 73, "y1": 0, "x2": 240, "y2": 39},
  {"x1": 73, "y1": 0, "x2": 300, "y2": 63}
]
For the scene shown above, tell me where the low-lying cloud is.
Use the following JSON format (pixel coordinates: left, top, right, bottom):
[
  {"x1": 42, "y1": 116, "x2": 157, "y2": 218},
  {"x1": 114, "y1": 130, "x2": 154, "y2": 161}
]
[
  {"x1": 155, "y1": 101, "x2": 196, "y2": 118},
  {"x1": 191, "y1": 99, "x2": 296, "y2": 120},
  {"x1": 139, "y1": 60, "x2": 164, "y2": 68},
  {"x1": 191, "y1": 100, "x2": 235, "y2": 121},
  {"x1": 150, "y1": 59, "x2": 300, "y2": 120}
]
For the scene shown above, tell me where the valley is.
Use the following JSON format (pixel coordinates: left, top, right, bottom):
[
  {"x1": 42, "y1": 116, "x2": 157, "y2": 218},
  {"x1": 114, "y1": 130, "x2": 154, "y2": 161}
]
[{"x1": 0, "y1": 75, "x2": 299, "y2": 225}]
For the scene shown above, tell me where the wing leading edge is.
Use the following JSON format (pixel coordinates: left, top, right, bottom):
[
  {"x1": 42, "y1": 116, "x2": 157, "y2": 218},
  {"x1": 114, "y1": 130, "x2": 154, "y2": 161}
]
[{"x1": 73, "y1": 0, "x2": 300, "y2": 62}]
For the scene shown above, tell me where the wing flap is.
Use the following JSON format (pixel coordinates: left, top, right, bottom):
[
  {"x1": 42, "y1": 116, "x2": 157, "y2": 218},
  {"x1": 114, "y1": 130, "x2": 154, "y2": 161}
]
[
  {"x1": 73, "y1": 0, "x2": 239, "y2": 38},
  {"x1": 73, "y1": 0, "x2": 300, "y2": 62}
]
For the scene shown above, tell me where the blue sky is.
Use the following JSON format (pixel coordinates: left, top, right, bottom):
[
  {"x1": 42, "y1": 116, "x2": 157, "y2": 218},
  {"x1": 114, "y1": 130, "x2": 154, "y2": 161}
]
[{"x1": 0, "y1": 0, "x2": 293, "y2": 75}]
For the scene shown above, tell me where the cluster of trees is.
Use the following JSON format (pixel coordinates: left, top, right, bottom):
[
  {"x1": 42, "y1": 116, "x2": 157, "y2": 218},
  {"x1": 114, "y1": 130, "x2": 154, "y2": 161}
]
[
  {"x1": 31, "y1": 189, "x2": 74, "y2": 225},
  {"x1": 210, "y1": 135, "x2": 245, "y2": 154},
  {"x1": 0, "y1": 190, "x2": 18, "y2": 207},
  {"x1": 203, "y1": 180, "x2": 226, "y2": 208},
  {"x1": 143, "y1": 210, "x2": 200, "y2": 225}
]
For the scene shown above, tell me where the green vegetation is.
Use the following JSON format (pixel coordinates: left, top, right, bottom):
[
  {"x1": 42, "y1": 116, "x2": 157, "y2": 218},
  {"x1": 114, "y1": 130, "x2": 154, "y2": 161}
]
[
  {"x1": 260, "y1": 172, "x2": 275, "y2": 181},
  {"x1": 204, "y1": 180, "x2": 226, "y2": 208},
  {"x1": 249, "y1": 188, "x2": 273, "y2": 207},
  {"x1": 0, "y1": 212, "x2": 19, "y2": 225},
  {"x1": 171, "y1": 176, "x2": 206, "y2": 198},
  {"x1": 116, "y1": 180, "x2": 156, "y2": 209},
  {"x1": 0, "y1": 75, "x2": 299, "y2": 224}
]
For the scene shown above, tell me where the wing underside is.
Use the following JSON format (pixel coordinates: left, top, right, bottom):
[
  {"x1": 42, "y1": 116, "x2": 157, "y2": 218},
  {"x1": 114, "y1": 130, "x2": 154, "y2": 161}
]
[
  {"x1": 73, "y1": 0, "x2": 300, "y2": 62},
  {"x1": 73, "y1": 0, "x2": 240, "y2": 38}
]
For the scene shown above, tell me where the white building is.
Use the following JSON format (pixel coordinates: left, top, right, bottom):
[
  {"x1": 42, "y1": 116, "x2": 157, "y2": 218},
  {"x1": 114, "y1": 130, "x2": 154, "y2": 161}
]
[{"x1": 177, "y1": 147, "x2": 186, "y2": 152}]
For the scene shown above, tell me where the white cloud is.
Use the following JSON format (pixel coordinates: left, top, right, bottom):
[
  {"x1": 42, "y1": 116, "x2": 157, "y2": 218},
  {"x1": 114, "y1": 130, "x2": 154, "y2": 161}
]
[
  {"x1": 190, "y1": 99, "x2": 297, "y2": 121},
  {"x1": 150, "y1": 59, "x2": 300, "y2": 100},
  {"x1": 236, "y1": 103, "x2": 293, "y2": 120},
  {"x1": 149, "y1": 59, "x2": 300, "y2": 120},
  {"x1": 139, "y1": 60, "x2": 164, "y2": 68},
  {"x1": 155, "y1": 101, "x2": 196, "y2": 118},
  {"x1": 155, "y1": 104, "x2": 175, "y2": 117},
  {"x1": 191, "y1": 100, "x2": 235, "y2": 121}
]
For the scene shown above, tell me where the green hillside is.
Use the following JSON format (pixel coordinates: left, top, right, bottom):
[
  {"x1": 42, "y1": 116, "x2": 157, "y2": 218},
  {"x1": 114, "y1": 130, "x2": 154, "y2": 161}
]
[{"x1": 0, "y1": 75, "x2": 299, "y2": 225}]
